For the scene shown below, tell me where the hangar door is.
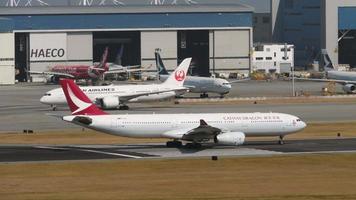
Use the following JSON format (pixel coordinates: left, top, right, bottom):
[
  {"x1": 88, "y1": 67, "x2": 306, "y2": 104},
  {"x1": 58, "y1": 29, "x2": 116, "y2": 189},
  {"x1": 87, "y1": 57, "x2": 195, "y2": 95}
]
[
  {"x1": 141, "y1": 31, "x2": 177, "y2": 72},
  {"x1": 93, "y1": 31, "x2": 140, "y2": 67},
  {"x1": 0, "y1": 33, "x2": 15, "y2": 84},
  {"x1": 210, "y1": 30, "x2": 251, "y2": 74},
  {"x1": 339, "y1": 30, "x2": 356, "y2": 68},
  {"x1": 29, "y1": 32, "x2": 92, "y2": 82}
]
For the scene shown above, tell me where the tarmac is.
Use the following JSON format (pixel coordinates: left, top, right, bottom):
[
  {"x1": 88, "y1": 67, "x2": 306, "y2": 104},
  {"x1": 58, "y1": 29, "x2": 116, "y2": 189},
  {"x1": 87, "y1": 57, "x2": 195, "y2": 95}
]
[
  {"x1": 1, "y1": 80, "x2": 356, "y2": 162},
  {"x1": 1, "y1": 138, "x2": 355, "y2": 163}
]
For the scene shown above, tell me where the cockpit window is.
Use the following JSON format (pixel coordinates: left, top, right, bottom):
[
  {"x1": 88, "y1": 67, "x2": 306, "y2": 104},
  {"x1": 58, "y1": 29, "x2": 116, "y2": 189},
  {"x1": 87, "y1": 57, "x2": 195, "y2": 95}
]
[
  {"x1": 44, "y1": 93, "x2": 51, "y2": 96},
  {"x1": 222, "y1": 83, "x2": 230, "y2": 85},
  {"x1": 296, "y1": 119, "x2": 301, "y2": 122}
]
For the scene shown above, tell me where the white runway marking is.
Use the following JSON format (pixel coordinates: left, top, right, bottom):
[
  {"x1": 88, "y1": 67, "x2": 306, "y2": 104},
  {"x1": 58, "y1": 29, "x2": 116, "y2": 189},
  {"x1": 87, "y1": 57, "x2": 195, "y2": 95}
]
[
  {"x1": 35, "y1": 146, "x2": 142, "y2": 159},
  {"x1": 129, "y1": 147, "x2": 282, "y2": 158},
  {"x1": 74, "y1": 149, "x2": 142, "y2": 159},
  {"x1": 34, "y1": 146, "x2": 69, "y2": 150}
]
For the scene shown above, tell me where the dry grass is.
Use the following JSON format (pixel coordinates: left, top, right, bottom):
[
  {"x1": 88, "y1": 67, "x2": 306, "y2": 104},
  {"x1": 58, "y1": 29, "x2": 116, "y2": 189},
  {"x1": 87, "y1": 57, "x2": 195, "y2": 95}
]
[
  {"x1": 0, "y1": 128, "x2": 165, "y2": 145},
  {"x1": 290, "y1": 121, "x2": 356, "y2": 138},
  {"x1": 0, "y1": 121, "x2": 356, "y2": 145},
  {"x1": 1, "y1": 154, "x2": 356, "y2": 200}
]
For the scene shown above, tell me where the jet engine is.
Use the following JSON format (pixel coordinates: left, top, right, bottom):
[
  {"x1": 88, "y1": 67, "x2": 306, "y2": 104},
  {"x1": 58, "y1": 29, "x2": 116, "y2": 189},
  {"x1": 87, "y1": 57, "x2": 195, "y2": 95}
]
[
  {"x1": 342, "y1": 84, "x2": 356, "y2": 93},
  {"x1": 99, "y1": 96, "x2": 120, "y2": 109},
  {"x1": 214, "y1": 132, "x2": 245, "y2": 146},
  {"x1": 47, "y1": 76, "x2": 59, "y2": 83}
]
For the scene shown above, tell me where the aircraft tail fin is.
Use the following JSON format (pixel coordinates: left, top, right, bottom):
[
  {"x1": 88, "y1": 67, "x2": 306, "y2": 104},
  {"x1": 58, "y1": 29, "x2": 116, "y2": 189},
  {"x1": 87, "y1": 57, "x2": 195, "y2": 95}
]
[
  {"x1": 59, "y1": 79, "x2": 107, "y2": 116},
  {"x1": 99, "y1": 47, "x2": 109, "y2": 71},
  {"x1": 162, "y1": 58, "x2": 191, "y2": 86},
  {"x1": 114, "y1": 45, "x2": 124, "y2": 66},
  {"x1": 321, "y1": 49, "x2": 335, "y2": 71},
  {"x1": 155, "y1": 48, "x2": 169, "y2": 75}
]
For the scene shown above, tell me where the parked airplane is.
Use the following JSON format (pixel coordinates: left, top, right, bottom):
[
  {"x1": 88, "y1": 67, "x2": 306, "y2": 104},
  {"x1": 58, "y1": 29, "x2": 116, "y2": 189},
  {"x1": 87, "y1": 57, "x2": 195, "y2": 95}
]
[
  {"x1": 155, "y1": 49, "x2": 248, "y2": 98},
  {"x1": 298, "y1": 49, "x2": 356, "y2": 93},
  {"x1": 28, "y1": 47, "x2": 110, "y2": 83},
  {"x1": 40, "y1": 58, "x2": 192, "y2": 110},
  {"x1": 57, "y1": 79, "x2": 306, "y2": 148},
  {"x1": 101, "y1": 45, "x2": 148, "y2": 76},
  {"x1": 29, "y1": 47, "x2": 144, "y2": 84}
]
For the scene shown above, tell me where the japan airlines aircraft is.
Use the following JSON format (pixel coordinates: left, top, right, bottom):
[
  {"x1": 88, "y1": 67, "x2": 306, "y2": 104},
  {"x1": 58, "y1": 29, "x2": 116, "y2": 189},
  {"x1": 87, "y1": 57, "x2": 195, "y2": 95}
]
[
  {"x1": 298, "y1": 49, "x2": 356, "y2": 93},
  {"x1": 57, "y1": 79, "x2": 306, "y2": 148},
  {"x1": 29, "y1": 47, "x2": 110, "y2": 83},
  {"x1": 40, "y1": 58, "x2": 192, "y2": 110},
  {"x1": 155, "y1": 49, "x2": 248, "y2": 98}
]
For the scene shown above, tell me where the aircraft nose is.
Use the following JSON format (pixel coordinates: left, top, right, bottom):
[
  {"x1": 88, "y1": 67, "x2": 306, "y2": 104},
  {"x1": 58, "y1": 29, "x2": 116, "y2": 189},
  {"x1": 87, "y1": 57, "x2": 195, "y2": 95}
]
[
  {"x1": 40, "y1": 96, "x2": 48, "y2": 104},
  {"x1": 223, "y1": 83, "x2": 232, "y2": 91},
  {"x1": 300, "y1": 121, "x2": 307, "y2": 129},
  {"x1": 40, "y1": 96, "x2": 45, "y2": 103}
]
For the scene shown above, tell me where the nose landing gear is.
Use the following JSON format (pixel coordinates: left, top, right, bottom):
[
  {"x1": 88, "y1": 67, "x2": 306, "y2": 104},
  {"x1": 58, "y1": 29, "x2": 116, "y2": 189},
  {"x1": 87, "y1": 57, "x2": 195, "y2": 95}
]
[
  {"x1": 51, "y1": 105, "x2": 57, "y2": 111},
  {"x1": 278, "y1": 135, "x2": 284, "y2": 145}
]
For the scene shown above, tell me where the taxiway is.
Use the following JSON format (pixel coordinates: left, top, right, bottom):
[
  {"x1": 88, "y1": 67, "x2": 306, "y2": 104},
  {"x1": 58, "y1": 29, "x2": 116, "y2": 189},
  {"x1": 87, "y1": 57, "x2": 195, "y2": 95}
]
[{"x1": 1, "y1": 138, "x2": 355, "y2": 163}]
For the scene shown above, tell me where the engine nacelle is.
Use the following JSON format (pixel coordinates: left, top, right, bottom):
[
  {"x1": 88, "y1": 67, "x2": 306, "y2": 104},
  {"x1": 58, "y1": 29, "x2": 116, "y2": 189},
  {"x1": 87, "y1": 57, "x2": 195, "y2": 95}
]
[
  {"x1": 48, "y1": 76, "x2": 59, "y2": 83},
  {"x1": 100, "y1": 96, "x2": 120, "y2": 109},
  {"x1": 214, "y1": 132, "x2": 245, "y2": 146},
  {"x1": 342, "y1": 84, "x2": 356, "y2": 93}
]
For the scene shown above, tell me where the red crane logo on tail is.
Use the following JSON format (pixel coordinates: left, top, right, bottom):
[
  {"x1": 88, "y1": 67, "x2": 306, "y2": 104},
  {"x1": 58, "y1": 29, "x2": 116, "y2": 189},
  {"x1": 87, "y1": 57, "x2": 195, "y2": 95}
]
[{"x1": 175, "y1": 70, "x2": 185, "y2": 81}]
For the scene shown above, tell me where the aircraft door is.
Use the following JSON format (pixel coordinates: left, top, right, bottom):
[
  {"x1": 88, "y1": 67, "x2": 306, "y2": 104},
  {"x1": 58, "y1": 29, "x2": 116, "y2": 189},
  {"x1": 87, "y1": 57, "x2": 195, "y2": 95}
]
[
  {"x1": 171, "y1": 119, "x2": 179, "y2": 129},
  {"x1": 111, "y1": 118, "x2": 124, "y2": 128}
]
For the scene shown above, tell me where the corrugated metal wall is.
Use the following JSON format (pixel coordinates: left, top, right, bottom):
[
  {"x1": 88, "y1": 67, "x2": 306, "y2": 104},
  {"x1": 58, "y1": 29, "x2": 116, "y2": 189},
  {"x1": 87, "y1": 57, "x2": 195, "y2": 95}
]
[
  {"x1": 210, "y1": 29, "x2": 251, "y2": 74},
  {"x1": 141, "y1": 31, "x2": 177, "y2": 71},
  {"x1": 0, "y1": 33, "x2": 15, "y2": 84}
]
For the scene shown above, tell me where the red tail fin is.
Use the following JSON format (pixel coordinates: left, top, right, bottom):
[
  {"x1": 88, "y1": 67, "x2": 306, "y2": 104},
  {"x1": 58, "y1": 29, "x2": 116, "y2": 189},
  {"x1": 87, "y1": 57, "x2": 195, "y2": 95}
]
[{"x1": 59, "y1": 79, "x2": 107, "y2": 115}]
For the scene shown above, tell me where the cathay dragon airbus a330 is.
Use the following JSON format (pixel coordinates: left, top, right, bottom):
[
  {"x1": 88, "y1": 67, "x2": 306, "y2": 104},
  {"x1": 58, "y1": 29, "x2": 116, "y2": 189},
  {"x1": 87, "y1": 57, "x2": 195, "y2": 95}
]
[{"x1": 56, "y1": 79, "x2": 306, "y2": 148}]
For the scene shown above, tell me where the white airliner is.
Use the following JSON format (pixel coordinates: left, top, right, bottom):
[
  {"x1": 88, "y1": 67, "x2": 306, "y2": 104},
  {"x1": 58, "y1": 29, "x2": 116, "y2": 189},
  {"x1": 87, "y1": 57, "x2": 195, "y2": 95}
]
[
  {"x1": 40, "y1": 58, "x2": 192, "y2": 110},
  {"x1": 298, "y1": 49, "x2": 356, "y2": 93},
  {"x1": 155, "y1": 49, "x2": 249, "y2": 98},
  {"x1": 57, "y1": 79, "x2": 306, "y2": 148}
]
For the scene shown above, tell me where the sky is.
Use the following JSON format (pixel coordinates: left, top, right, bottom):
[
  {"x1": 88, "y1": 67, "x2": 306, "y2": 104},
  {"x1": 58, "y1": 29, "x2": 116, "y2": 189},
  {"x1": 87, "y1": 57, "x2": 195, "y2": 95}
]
[{"x1": 0, "y1": 0, "x2": 271, "y2": 13}]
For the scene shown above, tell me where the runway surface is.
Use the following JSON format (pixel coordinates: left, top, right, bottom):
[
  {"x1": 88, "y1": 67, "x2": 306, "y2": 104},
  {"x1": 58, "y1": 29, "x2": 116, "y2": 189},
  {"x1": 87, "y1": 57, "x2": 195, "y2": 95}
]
[{"x1": 1, "y1": 138, "x2": 355, "y2": 163}]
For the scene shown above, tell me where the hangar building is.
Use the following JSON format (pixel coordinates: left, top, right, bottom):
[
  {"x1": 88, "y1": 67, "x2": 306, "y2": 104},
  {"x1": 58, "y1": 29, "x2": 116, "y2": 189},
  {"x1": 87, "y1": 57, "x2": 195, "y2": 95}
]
[
  {"x1": 271, "y1": 0, "x2": 356, "y2": 69},
  {"x1": 0, "y1": 0, "x2": 253, "y2": 84}
]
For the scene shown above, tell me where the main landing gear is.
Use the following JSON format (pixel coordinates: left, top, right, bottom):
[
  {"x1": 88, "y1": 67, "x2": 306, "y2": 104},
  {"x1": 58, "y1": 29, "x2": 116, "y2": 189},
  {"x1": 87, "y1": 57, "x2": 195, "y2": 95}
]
[
  {"x1": 119, "y1": 105, "x2": 129, "y2": 110},
  {"x1": 185, "y1": 142, "x2": 202, "y2": 149},
  {"x1": 278, "y1": 135, "x2": 285, "y2": 145},
  {"x1": 166, "y1": 141, "x2": 203, "y2": 148},
  {"x1": 166, "y1": 140, "x2": 183, "y2": 148},
  {"x1": 200, "y1": 93, "x2": 209, "y2": 98}
]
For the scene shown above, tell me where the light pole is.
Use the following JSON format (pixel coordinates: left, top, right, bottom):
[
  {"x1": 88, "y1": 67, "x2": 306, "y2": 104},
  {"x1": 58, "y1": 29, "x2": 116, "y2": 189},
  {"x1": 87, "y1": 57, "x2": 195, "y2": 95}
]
[
  {"x1": 284, "y1": 43, "x2": 295, "y2": 97},
  {"x1": 292, "y1": 63, "x2": 295, "y2": 97}
]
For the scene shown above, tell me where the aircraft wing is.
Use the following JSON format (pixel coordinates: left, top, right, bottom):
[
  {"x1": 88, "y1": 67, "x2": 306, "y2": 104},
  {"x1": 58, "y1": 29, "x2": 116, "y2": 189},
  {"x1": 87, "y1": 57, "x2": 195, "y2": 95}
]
[
  {"x1": 114, "y1": 64, "x2": 154, "y2": 73},
  {"x1": 28, "y1": 70, "x2": 75, "y2": 78},
  {"x1": 162, "y1": 120, "x2": 222, "y2": 142},
  {"x1": 229, "y1": 78, "x2": 251, "y2": 84},
  {"x1": 97, "y1": 87, "x2": 188, "y2": 103},
  {"x1": 296, "y1": 78, "x2": 356, "y2": 84},
  {"x1": 104, "y1": 68, "x2": 151, "y2": 75},
  {"x1": 183, "y1": 85, "x2": 196, "y2": 89}
]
